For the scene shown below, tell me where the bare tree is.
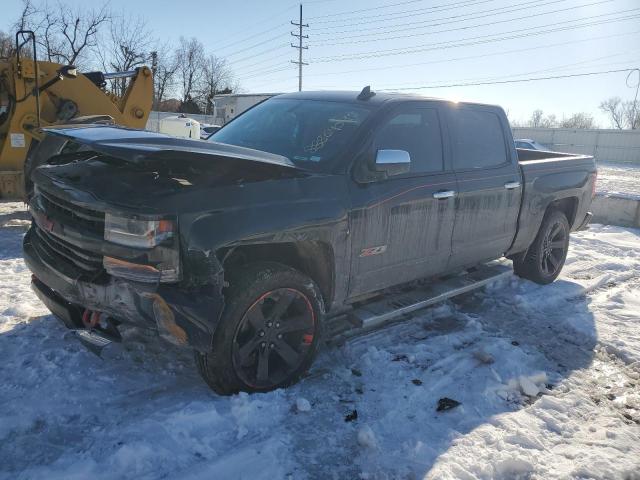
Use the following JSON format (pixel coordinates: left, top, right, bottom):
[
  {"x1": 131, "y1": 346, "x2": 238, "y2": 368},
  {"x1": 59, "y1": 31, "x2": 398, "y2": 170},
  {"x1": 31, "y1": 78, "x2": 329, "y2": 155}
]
[
  {"x1": 14, "y1": 0, "x2": 37, "y2": 31},
  {"x1": 152, "y1": 41, "x2": 180, "y2": 108},
  {"x1": 0, "y1": 31, "x2": 13, "y2": 58},
  {"x1": 199, "y1": 54, "x2": 233, "y2": 115},
  {"x1": 16, "y1": 0, "x2": 110, "y2": 67},
  {"x1": 529, "y1": 109, "x2": 544, "y2": 128},
  {"x1": 599, "y1": 97, "x2": 626, "y2": 130},
  {"x1": 527, "y1": 109, "x2": 557, "y2": 128},
  {"x1": 57, "y1": 3, "x2": 110, "y2": 66},
  {"x1": 559, "y1": 113, "x2": 597, "y2": 129},
  {"x1": 177, "y1": 37, "x2": 205, "y2": 113},
  {"x1": 623, "y1": 100, "x2": 640, "y2": 130},
  {"x1": 98, "y1": 14, "x2": 153, "y2": 96}
]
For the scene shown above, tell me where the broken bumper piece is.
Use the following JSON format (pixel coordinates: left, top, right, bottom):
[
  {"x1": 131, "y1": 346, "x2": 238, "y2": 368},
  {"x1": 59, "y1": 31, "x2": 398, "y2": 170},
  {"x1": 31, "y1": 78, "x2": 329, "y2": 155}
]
[{"x1": 24, "y1": 228, "x2": 222, "y2": 351}]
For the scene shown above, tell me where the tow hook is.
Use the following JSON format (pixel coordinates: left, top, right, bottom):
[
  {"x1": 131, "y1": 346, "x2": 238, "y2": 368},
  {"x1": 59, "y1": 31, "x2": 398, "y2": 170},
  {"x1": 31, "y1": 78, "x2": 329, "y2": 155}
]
[
  {"x1": 82, "y1": 309, "x2": 102, "y2": 329},
  {"x1": 74, "y1": 309, "x2": 122, "y2": 356}
]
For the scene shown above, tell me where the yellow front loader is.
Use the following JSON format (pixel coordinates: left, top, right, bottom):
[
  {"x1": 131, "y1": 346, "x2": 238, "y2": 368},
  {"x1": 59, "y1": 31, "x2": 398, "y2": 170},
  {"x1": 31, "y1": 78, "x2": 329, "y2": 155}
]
[{"x1": 0, "y1": 30, "x2": 153, "y2": 198}]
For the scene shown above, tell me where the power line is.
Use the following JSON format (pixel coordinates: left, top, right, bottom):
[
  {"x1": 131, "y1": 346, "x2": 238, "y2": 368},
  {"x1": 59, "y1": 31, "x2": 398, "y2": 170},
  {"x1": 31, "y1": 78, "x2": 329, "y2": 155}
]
[
  {"x1": 214, "y1": 4, "x2": 296, "y2": 52},
  {"x1": 311, "y1": 0, "x2": 593, "y2": 45},
  {"x1": 234, "y1": 15, "x2": 638, "y2": 84},
  {"x1": 313, "y1": 6, "x2": 634, "y2": 60},
  {"x1": 233, "y1": 56, "x2": 290, "y2": 76},
  {"x1": 301, "y1": 30, "x2": 640, "y2": 78},
  {"x1": 378, "y1": 67, "x2": 638, "y2": 91},
  {"x1": 313, "y1": 0, "x2": 612, "y2": 47},
  {"x1": 224, "y1": 32, "x2": 291, "y2": 59},
  {"x1": 312, "y1": 9, "x2": 640, "y2": 62},
  {"x1": 372, "y1": 54, "x2": 638, "y2": 89},
  {"x1": 228, "y1": 45, "x2": 291, "y2": 70},
  {"x1": 232, "y1": 11, "x2": 638, "y2": 82},
  {"x1": 215, "y1": 24, "x2": 287, "y2": 53},
  {"x1": 306, "y1": 0, "x2": 424, "y2": 19},
  {"x1": 310, "y1": 0, "x2": 496, "y2": 25},
  {"x1": 226, "y1": 44, "x2": 291, "y2": 67},
  {"x1": 312, "y1": 0, "x2": 561, "y2": 36},
  {"x1": 291, "y1": 4, "x2": 309, "y2": 91}
]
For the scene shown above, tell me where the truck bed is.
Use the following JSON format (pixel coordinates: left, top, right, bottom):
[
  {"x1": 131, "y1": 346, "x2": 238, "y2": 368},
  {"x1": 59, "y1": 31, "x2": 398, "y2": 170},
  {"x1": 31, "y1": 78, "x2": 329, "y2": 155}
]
[{"x1": 509, "y1": 148, "x2": 597, "y2": 254}]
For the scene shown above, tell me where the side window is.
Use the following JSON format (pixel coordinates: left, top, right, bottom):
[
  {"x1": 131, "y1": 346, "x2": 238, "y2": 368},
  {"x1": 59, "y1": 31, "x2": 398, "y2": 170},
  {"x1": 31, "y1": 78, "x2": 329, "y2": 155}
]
[
  {"x1": 451, "y1": 109, "x2": 507, "y2": 169},
  {"x1": 375, "y1": 107, "x2": 444, "y2": 174}
]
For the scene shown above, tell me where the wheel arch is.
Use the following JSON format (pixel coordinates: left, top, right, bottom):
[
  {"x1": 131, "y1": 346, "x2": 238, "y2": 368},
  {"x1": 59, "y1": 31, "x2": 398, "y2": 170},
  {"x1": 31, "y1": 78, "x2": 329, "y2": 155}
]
[
  {"x1": 218, "y1": 241, "x2": 335, "y2": 308},
  {"x1": 545, "y1": 196, "x2": 579, "y2": 227}
]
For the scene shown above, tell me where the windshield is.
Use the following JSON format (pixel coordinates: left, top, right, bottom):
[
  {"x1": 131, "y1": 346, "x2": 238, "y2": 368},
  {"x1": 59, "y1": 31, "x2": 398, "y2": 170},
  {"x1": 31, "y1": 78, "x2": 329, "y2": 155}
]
[{"x1": 209, "y1": 98, "x2": 371, "y2": 170}]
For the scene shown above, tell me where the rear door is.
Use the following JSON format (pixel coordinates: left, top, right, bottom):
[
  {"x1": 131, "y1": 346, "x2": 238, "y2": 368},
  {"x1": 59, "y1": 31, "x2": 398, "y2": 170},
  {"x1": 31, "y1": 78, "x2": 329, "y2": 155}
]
[
  {"x1": 347, "y1": 103, "x2": 457, "y2": 297},
  {"x1": 446, "y1": 106, "x2": 521, "y2": 269}
]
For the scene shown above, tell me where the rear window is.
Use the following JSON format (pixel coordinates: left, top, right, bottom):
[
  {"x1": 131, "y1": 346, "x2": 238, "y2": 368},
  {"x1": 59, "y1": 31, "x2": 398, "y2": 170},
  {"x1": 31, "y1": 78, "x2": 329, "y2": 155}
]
[{"x1": 450, "y1": 108, "x2": 507, "y2": 170}]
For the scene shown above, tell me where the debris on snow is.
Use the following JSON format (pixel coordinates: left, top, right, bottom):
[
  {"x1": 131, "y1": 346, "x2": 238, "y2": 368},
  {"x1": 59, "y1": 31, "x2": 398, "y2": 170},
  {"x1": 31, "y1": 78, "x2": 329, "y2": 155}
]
[
  {"x1": 473, "y1": 349, "x2": 495, "y2": 364},
  {"x1": 345, "y1": 410, "x2": 358, "y2": 422},
  {"x1": 519, "y1": 376, "x2": 540, "y2": 397},
  {"x1": 518, "y1": 372, "x2": 548, "y2": 397},
  {"x1": 296, "y1": 398, "x2": 311, "y2": 413},
  {"x1": 357, "y1": 425, "x2": 377, "y2": 449},
  {"x1": 411, "y1": 379, "x2": 423, "y2": 386},
  {"x1": 436, "y1": 398, "x2": 461, "y2": 412}
]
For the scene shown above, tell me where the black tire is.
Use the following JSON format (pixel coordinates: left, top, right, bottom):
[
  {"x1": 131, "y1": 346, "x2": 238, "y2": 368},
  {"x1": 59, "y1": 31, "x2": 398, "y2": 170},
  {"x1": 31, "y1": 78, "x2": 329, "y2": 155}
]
[
  {"x1": 195, "y1": 262, "x2": 325, "y2": 395},
  {"x1": 513, "y1": 210, "x2": 570, "y2": 285}
]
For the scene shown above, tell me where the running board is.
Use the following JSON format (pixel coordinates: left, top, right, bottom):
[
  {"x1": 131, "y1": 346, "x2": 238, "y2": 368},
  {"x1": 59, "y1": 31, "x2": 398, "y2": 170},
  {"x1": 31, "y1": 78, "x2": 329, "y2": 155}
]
[{"x1": 327, "y1": 260, "x2": 512, "y2": 341}]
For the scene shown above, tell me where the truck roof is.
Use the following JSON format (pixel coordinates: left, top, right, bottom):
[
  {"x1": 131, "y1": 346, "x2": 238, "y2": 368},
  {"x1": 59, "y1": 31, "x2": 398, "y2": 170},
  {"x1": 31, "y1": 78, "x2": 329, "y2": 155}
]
[{"x1": 276, "y1": 90, "x2": 502, "y2": 110}]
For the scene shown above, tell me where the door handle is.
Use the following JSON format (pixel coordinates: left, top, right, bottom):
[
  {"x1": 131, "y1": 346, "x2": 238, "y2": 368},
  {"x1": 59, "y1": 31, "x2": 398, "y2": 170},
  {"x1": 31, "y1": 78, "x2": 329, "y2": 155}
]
[
  {"x1": 504, "y1": 181, "x2": 521, "y2": 190},
  {"x1": 433, "y1": 190, "x2": 456, "y2": 199}
]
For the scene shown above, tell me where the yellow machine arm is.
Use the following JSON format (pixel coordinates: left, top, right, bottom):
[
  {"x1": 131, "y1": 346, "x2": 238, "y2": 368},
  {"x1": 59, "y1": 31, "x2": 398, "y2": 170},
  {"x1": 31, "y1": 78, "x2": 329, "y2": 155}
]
[{"x1": 0, "y1": 31, "x2": 153, "y2": 198}]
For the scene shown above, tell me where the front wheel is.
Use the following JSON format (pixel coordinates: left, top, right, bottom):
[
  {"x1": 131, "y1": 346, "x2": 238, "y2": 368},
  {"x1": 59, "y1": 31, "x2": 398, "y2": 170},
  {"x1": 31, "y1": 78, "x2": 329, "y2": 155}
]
[
  {"x1": 513, "y1": 210, "x2": 570, "y2": 285},
  {"x1": 195, "y1": 262, "x2": 324, "y2": 395}
]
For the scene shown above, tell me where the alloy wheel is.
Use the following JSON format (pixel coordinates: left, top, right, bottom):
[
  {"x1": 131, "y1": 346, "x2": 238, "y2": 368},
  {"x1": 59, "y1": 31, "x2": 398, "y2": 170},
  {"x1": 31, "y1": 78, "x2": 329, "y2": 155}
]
[{"x1": 232, "y1": 288, "x2": 316, "y2": 389}]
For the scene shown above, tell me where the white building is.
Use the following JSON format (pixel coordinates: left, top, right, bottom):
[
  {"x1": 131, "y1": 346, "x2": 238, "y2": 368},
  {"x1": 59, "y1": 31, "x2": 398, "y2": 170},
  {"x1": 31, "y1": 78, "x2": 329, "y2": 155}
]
[
  {"x1": 211, "y1": 93, "x2": 281, "y2": 124},
  {"x1": 147, "y1": 93, "x2": 285, "y2": 132}
]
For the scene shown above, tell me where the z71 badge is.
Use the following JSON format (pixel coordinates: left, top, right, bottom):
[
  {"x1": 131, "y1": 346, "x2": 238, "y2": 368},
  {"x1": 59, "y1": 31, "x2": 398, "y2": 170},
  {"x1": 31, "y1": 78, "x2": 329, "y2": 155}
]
[{"x1": 359, "y1": 245, "x2": 387, "y2": 257}]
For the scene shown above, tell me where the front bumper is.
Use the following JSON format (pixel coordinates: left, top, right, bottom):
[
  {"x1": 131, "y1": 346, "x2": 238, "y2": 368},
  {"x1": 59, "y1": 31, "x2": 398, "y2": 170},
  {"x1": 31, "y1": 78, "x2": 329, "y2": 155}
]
[{"x1": 23, "y1": 226, "x2": 223, "y2": 351}]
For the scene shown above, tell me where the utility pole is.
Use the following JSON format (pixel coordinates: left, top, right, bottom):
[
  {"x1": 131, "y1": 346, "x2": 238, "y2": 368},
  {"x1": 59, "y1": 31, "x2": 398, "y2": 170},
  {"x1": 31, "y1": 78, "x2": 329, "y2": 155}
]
[{"x1": 291, "y1": 4, "x2": 308, "y2": 92}]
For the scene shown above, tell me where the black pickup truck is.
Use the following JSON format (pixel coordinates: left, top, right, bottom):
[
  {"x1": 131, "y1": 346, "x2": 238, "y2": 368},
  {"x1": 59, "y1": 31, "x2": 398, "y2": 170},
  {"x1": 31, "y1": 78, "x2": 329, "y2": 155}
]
[{"x1": 23, "y1": 90, "x2": 596, "y2": 394}]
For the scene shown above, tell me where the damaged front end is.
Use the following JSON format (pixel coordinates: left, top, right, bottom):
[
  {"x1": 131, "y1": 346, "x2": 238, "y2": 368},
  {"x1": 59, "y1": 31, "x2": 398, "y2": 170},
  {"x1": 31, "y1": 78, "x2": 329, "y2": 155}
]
[
  {"x1": 24, "y1": 181, "x2": 225, "y2": 353},
  {"x1": 23, "y1": 124, "x2": 306, "y2": 352}
]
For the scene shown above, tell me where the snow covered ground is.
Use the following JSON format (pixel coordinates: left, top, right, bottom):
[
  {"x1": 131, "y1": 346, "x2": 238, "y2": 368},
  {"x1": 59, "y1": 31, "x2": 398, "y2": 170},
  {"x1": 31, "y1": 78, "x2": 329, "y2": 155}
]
[
  {"x1": 1, "y1": 201, "x2": 639, "y2": 480},
  {"x1": 596, "y1": 162, "x2": 640, "y2": 199}
]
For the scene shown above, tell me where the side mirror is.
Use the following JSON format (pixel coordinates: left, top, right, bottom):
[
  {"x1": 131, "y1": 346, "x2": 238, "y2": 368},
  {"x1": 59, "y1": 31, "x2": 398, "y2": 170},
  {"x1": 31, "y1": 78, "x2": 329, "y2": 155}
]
[{"x1": 375, "y1": 149, "x2": 410, "y2": 176}]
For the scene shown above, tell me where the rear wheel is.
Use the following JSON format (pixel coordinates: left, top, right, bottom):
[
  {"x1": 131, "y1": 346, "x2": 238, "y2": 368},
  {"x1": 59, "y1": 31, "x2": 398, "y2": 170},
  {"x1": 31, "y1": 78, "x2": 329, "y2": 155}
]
[
  {"x1": 513, "y1": 210, "x2": 570, "y2": 284},
  {"x1": 195, "y1": 262, "x2": 324, "y2": 395}
]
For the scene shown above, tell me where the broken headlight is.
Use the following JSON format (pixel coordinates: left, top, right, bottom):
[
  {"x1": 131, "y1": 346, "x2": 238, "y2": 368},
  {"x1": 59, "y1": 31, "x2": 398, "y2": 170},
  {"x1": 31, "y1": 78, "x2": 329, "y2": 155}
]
[
  {"x1": 103, "y1": 214, "x2": 180, "y2": 283},
  {"x1": 104, "y1": 214, "x2": 175, "y2": 248}
]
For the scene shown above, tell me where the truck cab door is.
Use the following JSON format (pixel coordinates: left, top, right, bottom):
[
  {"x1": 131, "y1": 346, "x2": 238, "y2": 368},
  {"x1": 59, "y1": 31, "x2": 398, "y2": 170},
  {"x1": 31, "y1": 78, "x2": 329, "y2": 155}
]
[
  {"x1": 446, "y1": 106, "x2": 521, "y2": 269},
  {"x1": 347, "y1": 104, "x2": 457, "y2": 298}
]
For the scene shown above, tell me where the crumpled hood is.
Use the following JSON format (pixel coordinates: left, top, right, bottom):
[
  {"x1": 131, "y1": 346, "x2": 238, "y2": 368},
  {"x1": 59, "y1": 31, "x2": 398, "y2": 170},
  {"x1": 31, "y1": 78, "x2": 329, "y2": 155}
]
[
  {"x1": 33, "y1": 125, "x2": 307, "y2": 213},
  {"x1": 42, "y1": 124, "x2": 298, "y2": 169}
]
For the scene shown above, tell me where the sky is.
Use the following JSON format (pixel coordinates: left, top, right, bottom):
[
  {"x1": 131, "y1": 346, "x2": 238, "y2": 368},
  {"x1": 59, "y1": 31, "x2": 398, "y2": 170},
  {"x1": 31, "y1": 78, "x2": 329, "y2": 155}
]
[{"x1": 3, "y1": 0, "x2": 640, "y2": 126}]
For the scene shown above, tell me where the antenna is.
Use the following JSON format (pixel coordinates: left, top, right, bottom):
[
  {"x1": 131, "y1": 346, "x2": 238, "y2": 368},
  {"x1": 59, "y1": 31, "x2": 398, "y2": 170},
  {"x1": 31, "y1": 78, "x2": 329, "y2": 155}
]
[{"x1": 357, "y1": 86, "x2": 376, "y2": 101}]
